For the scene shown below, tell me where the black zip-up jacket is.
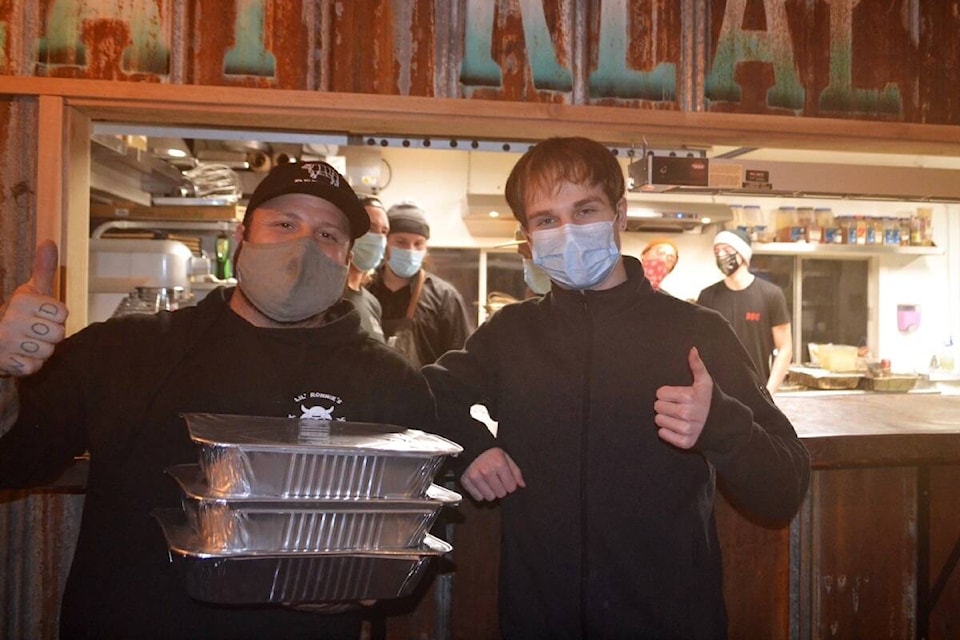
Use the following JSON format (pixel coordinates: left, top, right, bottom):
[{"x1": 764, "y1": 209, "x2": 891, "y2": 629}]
[
  {"x1": 424, "y1": 256, "x2": 810, "y2": 640},
  {"x1": 0, "y1": 288, "x2": 436, "y2": 639}
]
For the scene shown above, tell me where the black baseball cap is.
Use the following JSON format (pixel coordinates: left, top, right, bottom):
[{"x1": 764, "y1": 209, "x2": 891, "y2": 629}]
[{"x1": 244, "y1": 161, "x2": 370, "y2": 239}]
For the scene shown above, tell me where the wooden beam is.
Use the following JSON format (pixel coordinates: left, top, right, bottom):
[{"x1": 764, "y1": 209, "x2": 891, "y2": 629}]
[
  {"x1": 3, "y1": 76, "x2": 960, "y2": 158},
  {"x1": 35, "y1": 95, "x2": 64, "y2": 271},
  {"x1": 64, "y1": 107, "x2": 91, "y2": 334}
]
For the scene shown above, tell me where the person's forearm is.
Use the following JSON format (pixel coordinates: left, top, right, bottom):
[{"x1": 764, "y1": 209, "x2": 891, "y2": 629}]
[
  {"x1": 767, "y1": 349, "x2": 792, "y2": 393},
  {"x1": 0, "y1": 375, "x2": 20, "y2": 437}
]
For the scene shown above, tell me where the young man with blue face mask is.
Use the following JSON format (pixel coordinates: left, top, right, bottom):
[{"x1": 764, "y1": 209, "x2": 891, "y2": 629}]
[
  {"x1": 344, "y1": 196, "x2": 389, "y2": 342},
  {"x1": 366, "y1": 202, "x2": 471, "y2": 366},
  {"x1": 423, "y1": 137, "x2": 810, "y2": 639}
]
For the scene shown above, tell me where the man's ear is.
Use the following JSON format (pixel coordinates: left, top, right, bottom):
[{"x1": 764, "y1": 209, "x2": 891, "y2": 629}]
[
  {"x1": 519, "y1": 224, "x2": 533, "y2": 247},
  {"x1": 234, "y1": 222, "x2": 245, "y2": 246},
  {"x1": 615, "y1": 197, "x2": 628, "y2": 231}
]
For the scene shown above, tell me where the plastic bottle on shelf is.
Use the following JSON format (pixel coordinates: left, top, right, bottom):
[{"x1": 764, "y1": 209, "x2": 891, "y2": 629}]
[
  {"x1": 854, "y1": 216, "x2": 868, "y2": 245},
  {"x1": 215, "y1": 232, "x2": 233, "y2": 280},
  {"x1": 883, "y1": 218, "x2": 901, "y2": 246},
  {"x1": 743, "y1": 205, "x2": 762, "y2": 241},
  {"x1": 939, "y1": 337, "x2": 955, "y2": 373},
  {"x1": 776, "y1": 206, "x2": 798, "y2": 242},
  {"x1": 729, "y1": 204, "x2": 745, "y2": 228},
  {"x1": 797, "y1": 206, "x2": 815, "y2": 241},
  {"x1": 909, "y1": 207, "x2": 934, "y2": 246},
  {"x1": 918, "y1": 207, "x2": 934, "y2": 246},
  {"x1": 869, "y1": 217, "x2": 884, "y2": 245},
  {"x1": 814, "y1": 207, "x2": 833, "y2": 244},
  {"x1": 899, "y1": 217, "x2": 912, "y2": 246}
]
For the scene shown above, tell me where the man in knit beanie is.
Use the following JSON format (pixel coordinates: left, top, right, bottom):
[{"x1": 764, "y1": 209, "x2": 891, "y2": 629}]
[
  {"x1": 366, "y1": 201, "x2": 470, "y2": 366},
  {"x1": 697, "y1": 227, "x2": 793, "y2": 393}
]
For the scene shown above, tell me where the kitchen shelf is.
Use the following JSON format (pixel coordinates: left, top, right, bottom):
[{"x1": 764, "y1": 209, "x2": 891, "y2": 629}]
[{"x1": 753, "y1": 242, "x2": 942, "y2": 257}]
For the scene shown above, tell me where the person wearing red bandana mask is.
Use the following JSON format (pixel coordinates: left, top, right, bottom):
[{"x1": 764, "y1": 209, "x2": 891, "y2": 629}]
[{"x1": 640, "y1": 239, "x2": 678, "y2": 292}]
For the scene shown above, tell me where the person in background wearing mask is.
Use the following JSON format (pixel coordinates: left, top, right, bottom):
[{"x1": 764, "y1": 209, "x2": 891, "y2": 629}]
[
  {"x1": 344, "y1": 195, "x2": 389, "y2": 342},
  {"x1": 422, "y1": 137, "x2": 810, "y2": 639},
  {"x1": 697, "y1": 228, "x2": 793, "y2": 394},
  {"x1": 366, "y1": 202, "x2": 470, "y2": 366},
  {"x1": 640, "y1": 237, "x2": 679, "y2": 293},
  {"x1": 0, "y1": 162, "x2": 435, "y2": 639},
  {"x1": 517, "y1": 233, "x2": 552, "y2": 297}
]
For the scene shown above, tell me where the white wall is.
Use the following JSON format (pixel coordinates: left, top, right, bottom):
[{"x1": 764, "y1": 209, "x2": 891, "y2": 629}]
[
  {"x1": 877, "y1": 205, "x2": 959, "y2": 373},
  {"x1": 373, "y1": 147, "x2": 958, "y2": 372}
]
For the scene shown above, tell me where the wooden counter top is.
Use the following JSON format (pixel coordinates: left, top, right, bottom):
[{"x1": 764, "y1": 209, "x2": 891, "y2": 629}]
[{"x1": 774, "y1": 393, "x2": 960, "y2": 468}]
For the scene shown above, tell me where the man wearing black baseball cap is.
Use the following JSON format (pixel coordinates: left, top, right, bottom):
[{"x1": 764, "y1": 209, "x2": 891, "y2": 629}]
[
  {"x1": 230, "y1": 160, "x2": 370, "y2": 327},
  {"x1": 0, "y1": 160, "x2": 435, "y2": 638}
]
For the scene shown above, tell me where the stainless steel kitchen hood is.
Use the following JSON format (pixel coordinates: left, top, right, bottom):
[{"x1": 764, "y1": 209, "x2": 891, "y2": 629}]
[
  {"x1": 624, "y1": 200, "x2": 732, "y2": 233},
  {"x1": 463, "y1": 193, "x2": 732, "y2": 235}
]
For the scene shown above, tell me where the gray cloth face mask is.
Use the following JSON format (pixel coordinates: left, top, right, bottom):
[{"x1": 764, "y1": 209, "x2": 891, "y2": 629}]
[{"x1": 236, "y1": 237, "x2": 348, "y2": 323}]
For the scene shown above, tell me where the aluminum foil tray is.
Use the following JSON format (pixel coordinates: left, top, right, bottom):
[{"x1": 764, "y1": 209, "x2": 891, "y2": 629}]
[
  {"x1": 166, "y1": 464, "x2": 461, "y2": 553},
  {"x1": 153, "y1": 509, "x2": 451, "y2": 604},
  {"x1": 181, "y1": 413, "x2": 462, "y2": 499}
]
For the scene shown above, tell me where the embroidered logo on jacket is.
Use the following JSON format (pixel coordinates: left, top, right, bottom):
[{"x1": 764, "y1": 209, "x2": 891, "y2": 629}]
[{"x1": 291, "y1": 391, "x2": 345, "y2": 420}]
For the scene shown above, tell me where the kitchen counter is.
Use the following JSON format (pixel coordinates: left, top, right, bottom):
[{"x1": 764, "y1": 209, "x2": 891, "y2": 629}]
[
  {"x1": 718, "y1": 391, "x2": 960, "y2": 639},
  {"x1": 776, "y1": 392, "x2": 960, "y2": 468}
]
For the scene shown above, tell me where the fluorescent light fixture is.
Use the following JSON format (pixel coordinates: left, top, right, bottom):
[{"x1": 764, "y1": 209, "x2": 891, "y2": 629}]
[{"x1": 626, "y1": 207, "x2": 660, "y2": 218}]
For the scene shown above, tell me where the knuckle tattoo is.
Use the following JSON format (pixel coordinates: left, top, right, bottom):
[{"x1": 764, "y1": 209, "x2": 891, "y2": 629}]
[
  {"x1": 31, "y1": 322, "x2": 50, "y2": 336},
  {"x1": 21, "y1": 340, "x2": 40, "y2": 354},
  {"x1": 39, "y1": 302, "x2": 58, "y2": 317}
]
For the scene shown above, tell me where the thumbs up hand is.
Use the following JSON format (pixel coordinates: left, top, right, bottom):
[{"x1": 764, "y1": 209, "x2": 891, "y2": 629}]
[
  {"x1": 0, "y1": 241, "x2": 69, "y2": 377},
  {"x1": 653, "y1": 347, "x2": 714, "y2": 450}
]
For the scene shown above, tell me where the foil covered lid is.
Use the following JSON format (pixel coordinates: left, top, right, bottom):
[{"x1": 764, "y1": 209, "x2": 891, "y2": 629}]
[{"x1": 181, "y1": 412, "x2": 462, "y2": 456}]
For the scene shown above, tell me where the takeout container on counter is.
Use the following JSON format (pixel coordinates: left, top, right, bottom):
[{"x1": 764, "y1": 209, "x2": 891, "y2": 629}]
[
  {"x1": 808, "y1": 343, "x2": 859, "y2": 372},
  {"x1": 153, "y1": 509, "x2": 451, "y2": 604},
  {"x1": 788, "y1": 366, "x2": 861, "y2": 390},
  {"x1": 166, "y1": 463, "x2": 461, "y2": 553},
  {"x1": 182, "y1": 413, "x2": 463, "y2": 499},
  {"x1": 858, "y1": 374, "x2": 919, "y2": 392}
]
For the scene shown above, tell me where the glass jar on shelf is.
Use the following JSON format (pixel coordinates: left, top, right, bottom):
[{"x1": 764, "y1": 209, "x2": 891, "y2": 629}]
[
  {"x1": 899, "y1": 217, "x2": 912, "y2": 246},
  {"x1": 854, "y1": 216, "x2": 868, "y2": 245},
  {"x1": 882, "y1": 218, "x2": 901, "y2": 246},
  {"x1": 797, "y1": 206, "x2": 815, "y2": 241},
  {"x1": 867, "y1": 217, "x2": 884, "y2": 245}
]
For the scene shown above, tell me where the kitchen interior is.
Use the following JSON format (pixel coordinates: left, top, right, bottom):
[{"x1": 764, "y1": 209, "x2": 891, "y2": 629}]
[
  {"x1": 52, "y1": 118, "x2": 959, "y2": 639},
  {"x1": 87, "y1": 122, "x2": 960, "y2": 396}
]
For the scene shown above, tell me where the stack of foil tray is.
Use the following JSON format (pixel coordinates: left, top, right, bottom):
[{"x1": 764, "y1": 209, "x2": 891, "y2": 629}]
[{"x1": 154, "y1": 412, "x2": 463, "y2": 605}]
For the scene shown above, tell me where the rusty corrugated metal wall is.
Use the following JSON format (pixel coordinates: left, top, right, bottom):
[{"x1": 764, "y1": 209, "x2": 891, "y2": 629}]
[
  {"x1": 3, "y1": 0, "x2": 955, "y2": 119},
  {"x1": 1, "y1": 2, "x2": 959, "y2": 638}
]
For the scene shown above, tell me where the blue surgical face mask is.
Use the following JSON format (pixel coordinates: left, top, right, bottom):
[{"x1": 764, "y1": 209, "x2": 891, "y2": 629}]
[
  {"x1": 531, "y1": 221, "x2": 620, "y2": 290},
  {"x1": 351, "y1": 232, "x2": 387, "y2": 271},
  {"x1": 387, "y1": 247, "x2": 425, "y2": 278},
  {"x1": 522, "y1": 258, "x2": 552, "y2": 295}
]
